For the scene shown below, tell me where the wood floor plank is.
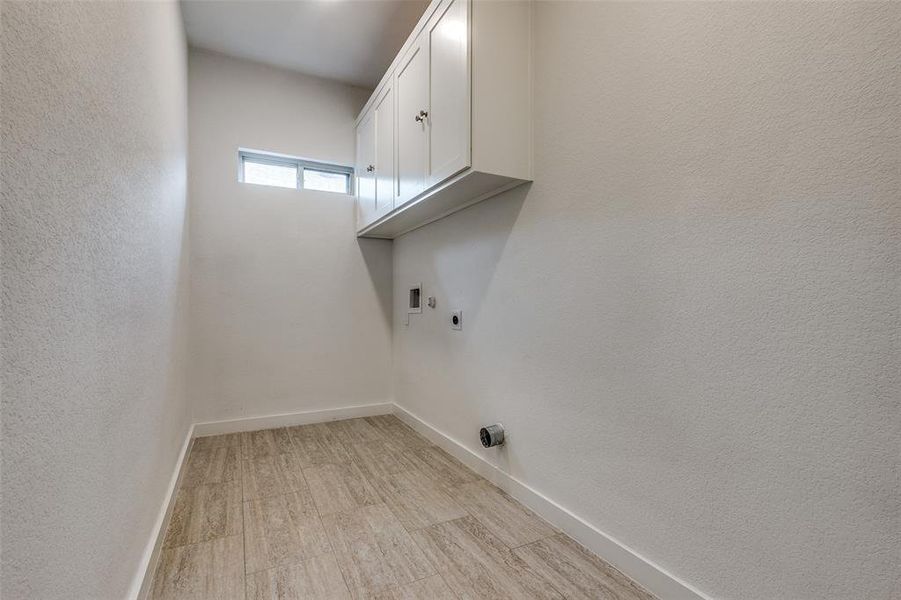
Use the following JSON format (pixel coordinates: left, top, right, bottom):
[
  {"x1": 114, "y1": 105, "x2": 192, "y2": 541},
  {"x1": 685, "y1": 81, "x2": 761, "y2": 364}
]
[
  {"x1": 151, "y1": 535, "x2": 244, "y2": 600},
  {"x1": 321, "y1": 509, "x2": 397, "y2": 596},
  {"x1": 243, "y1": 452, "x2": 309, "y2": 500},
  {"x1": 288, "y1": 423, "x2": 354, "y2": 467},
  {"x1": 406, "y1": 445, "x2": 480, "y2": 488},
  {"x1": 181, "y1": 446, "x2": 241, "y2": 488},
  {"x1": 364, "y1": 416, "x2": 431, "y2": 450},
  {"x1": 326, "y1": 418, "x2": 383, "y2": 444},
  {"x1": 287, "y1": 422, "x2": 335, "y2": 442},
  {"x1": 163, "y1": 482, "x2": 242, "y2": 548},
  {"x1": 362, "y1": 504, "x2": 435, "y2": 585},
  {"x1": 242, "y1": 428, "x2": 296, "y2": 459},
  {"x1": 444, "y1": 479, "x2": 556, "y2": 548},
  {"x1": 374, "y1": 470, "x2": 467, "y2": 531},
  {"x1": 368, "y1": 575, "x2": 456, "y2": 600},
  {"x1": 412, "y1": 516, "x2": 563, "y2": 600},
  {"x1": 305, "y1": 462, "x2": 381, "y2": 516},
  {"x1": 245, "y1": 553, "x2": 352, "y2": 600},
  {"x1": 243, "y1": 491, "x2": 332, "y2": 573},
  {"x1": 514, "y1": 534, "x2": 656, "y2": 600},
  {"x1": 322, "y1": 504, "x2": 434, "y2": 598},
  {"x1": 192, "y1": 433, "x2": 241, "y2": 452},
  {"x1": 348, "y1": 440, "x2": 417, "y2": 483}
]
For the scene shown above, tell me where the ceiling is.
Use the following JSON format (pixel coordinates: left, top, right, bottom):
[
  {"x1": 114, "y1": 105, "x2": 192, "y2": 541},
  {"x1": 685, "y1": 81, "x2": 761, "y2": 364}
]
[{"x1": 181, "y1": 0, "x2": 430, "y2": 89}]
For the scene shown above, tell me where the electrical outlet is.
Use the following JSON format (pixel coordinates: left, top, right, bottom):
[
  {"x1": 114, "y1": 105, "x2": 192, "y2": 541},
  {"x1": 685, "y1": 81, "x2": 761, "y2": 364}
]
[{"x1": 451, "y1": 310, "x2": 462, "y2": 330}]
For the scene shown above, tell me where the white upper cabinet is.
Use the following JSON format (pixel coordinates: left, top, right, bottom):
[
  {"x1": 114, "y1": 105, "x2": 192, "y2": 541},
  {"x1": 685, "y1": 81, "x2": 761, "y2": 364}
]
[
  {"x1": 355, "y1": 109, "x2": 376, "y2": 228},
  {"x1": 426, "y1": 0, "x2": 470, "y2": 187},
  {"x1": 355, "y1": 0, "x2": 531, "y2": 238},
  {"x1": 395, "y1": 36, "x2": 429, "y2": 206},
  {"x1": 356, "y1": 80, "x2": 396, "y2": 229},
  {"x1": 373, "y1": 83, "x2": 396, "y2": 219}
]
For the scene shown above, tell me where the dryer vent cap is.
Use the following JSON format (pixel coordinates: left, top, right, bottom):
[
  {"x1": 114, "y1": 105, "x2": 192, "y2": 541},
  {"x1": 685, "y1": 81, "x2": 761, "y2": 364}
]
[{"x1": 480, "y1": 424, "x2": 505, "y2": 448}]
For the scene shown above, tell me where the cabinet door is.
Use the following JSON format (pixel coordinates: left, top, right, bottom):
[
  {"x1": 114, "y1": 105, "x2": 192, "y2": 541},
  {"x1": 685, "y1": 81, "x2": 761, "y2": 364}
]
[
  {"x1": 373, "y1": 83, "x2": 395, "y2": 219},
  {"x1": 355, "y1": 109, "x2": 376, "y2": 229},
  {"x1": 427, "y1": 0, "x2": 470, "y2": 187},
  {"x1": 395, "y1": 35, "x2": 429, "y2": 205}
]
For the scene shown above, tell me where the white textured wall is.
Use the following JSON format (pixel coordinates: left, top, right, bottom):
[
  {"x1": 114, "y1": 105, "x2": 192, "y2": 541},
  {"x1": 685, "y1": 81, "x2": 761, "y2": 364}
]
[
  {"x1": 393, "y1": 3, "x2": 901, "y2": 599},
  {"x1": 188, "y1": 50, "x2": 393, "y2": 423},
  {"x1": 1, "y1": 2, "x2": 189, "y2": 599}
]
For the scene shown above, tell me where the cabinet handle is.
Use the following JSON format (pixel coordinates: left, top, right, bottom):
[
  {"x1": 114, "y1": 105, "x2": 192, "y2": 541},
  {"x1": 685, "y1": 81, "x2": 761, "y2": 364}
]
[
  {"x1": 414, "y1": 110, "x2": 429, "y2": 123},
  {"x1": 366, "y1": 165, "x2": 375, "y2": 172}
]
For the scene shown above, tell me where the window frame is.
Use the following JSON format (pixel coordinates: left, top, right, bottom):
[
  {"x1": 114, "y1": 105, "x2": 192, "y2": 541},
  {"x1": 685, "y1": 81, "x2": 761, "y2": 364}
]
[{"x1": 238, "y1": 148, "x2": 354, "y2": 195}]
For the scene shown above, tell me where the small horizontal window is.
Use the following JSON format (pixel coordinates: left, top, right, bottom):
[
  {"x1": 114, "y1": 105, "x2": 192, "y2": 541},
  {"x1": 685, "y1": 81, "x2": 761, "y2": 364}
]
[
  {"x1": 238, "y1": 149, "x2": 353, "y2": 194},
  {"x1": 243, "y1": 160, "x2": 297, "y2": 189},
  {"x1": 303, "y1": 168, "x2": 350, "y2": 194}
]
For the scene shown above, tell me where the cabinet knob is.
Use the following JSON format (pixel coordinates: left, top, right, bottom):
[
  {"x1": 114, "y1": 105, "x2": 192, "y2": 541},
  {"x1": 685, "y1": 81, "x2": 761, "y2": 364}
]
[
  {"x1": 414, "y1": 110, "x2": 429, "y2": 123},
  {"x1": 366, "y1": 165, "x2": 375, "y2": 172}
]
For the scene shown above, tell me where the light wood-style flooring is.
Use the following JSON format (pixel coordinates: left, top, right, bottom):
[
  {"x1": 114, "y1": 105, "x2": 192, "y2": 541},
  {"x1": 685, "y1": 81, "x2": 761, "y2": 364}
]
[{"x1": 149, "y1": 415, "x2": 655, "y2": 600}]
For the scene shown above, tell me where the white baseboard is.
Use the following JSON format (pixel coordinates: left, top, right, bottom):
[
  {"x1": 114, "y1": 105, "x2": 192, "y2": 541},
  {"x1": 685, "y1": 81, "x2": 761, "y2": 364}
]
[
  {"x1": 392, "y1": 404, "x2": 710, "y2": 600},
  {"x1": 128, "y1": 423, "x2": 195, "y2": 600},
  {"x1": 192, "y1": 402, "x2": 394, "y2": 437}
]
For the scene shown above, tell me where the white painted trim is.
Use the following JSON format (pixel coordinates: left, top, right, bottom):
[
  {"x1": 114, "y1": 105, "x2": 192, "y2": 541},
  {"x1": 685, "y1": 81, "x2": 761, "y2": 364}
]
[
  {"x1": 383, "y1": 178, "x2": 526, "y2": 239},
  {"x1": 192, "y1": 402, "x2": 394, "y2": 437},
  {"x1": 128, "y1": 423, "x2": 195, "y2": 600},
  {"x1": 391, "y1": 404, "x2": 711, "y2": 600}
]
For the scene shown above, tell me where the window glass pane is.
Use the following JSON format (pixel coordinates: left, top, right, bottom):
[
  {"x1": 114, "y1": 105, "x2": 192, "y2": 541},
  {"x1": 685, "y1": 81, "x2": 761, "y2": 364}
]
[
  {"x1": 243, "y1": 160, "x2": 297, "y2": 189},
  {"x1": 303, "y1": 169, "x2": 349, "y2": 194}
]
